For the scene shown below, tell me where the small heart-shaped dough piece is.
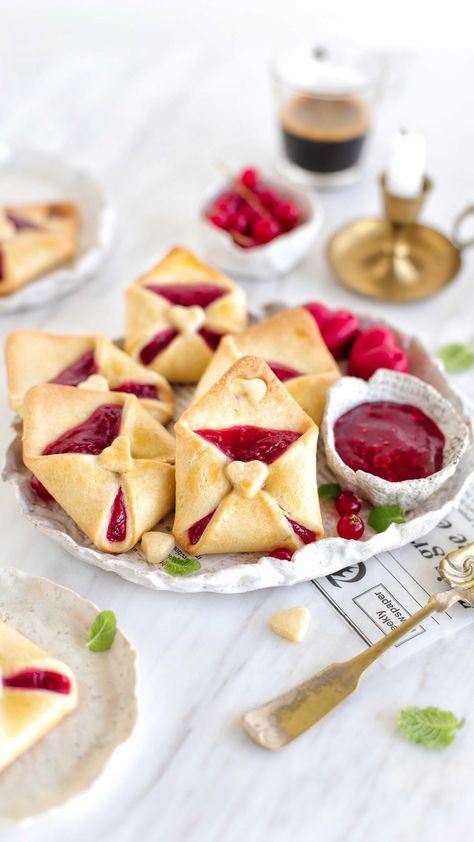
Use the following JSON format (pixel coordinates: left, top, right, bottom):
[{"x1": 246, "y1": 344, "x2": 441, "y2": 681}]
[
  {"x1": 168, "y1": 304, "x2": 206, "y2": 334},
  {"x1": 271, "y1": 606, "x2": 310, "y2": 643},
  {"x1": 78, "y1": 374, "x2": 109, "y2": 392},
  {"x1": 99, "y1": 435, "x2": 133, "y2": 473},
  {"x1": 230, "y1": 377, "x2": 267, "y2": 406},
  {"x1": 141, "y1": 531, "x2": 175, "y2": 564},
  {"x1": 226, "y1": 460, "x2": 269, "y2": 499}
]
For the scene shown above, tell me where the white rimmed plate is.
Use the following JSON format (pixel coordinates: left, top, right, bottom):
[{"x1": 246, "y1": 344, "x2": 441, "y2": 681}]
[
  {"x1": 0, "y1": 568, "x2": 137, "y2": 822},
  {"x1": 3, "y1": 305, "x2": 474, "y2": 593},
  {"x1": 0, "y1": 145, "x2": 114, "y2": 314}
]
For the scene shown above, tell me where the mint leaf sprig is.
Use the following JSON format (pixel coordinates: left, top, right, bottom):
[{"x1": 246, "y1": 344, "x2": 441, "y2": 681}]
[
  {"x1": 368, "y1": 504, "x2": 405, "y2": 533},
  {"x1": 399, "y1": 706, "x2": 464, "y2": 749},
  {"x1": 86, "y1": 610, "x2": 117, "y2": 652},
  {"x1": 163, "y1": 555, "x2": 201, "y2": 577},
  {"x1": 437, "y1": 343, "x2": 474, "y2": 373},
  {"x1": 318, "y1": 482, "x2": 342, "y2": 502}
]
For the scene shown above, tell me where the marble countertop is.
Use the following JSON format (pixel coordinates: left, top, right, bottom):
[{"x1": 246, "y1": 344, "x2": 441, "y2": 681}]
[{"x1": 1, "y1": 44, "x2": 474, "y2": 842}]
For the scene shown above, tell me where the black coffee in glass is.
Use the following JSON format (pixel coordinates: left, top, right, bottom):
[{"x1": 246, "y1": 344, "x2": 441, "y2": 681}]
[{"x1": 281, "y1": 94, "x2": 369, "y2": 175}]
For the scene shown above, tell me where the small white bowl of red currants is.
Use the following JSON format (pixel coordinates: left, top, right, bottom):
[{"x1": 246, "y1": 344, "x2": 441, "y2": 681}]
[{"x1": 200, "y1": 167, "x2": 321, "y2": 279}]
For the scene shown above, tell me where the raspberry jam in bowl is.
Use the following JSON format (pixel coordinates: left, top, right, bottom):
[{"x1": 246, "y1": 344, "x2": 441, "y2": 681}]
[
  {"x1": 334, "y1": 401, "x2": 445, "y2": 483},
  {"x1": 322, "y1": 370, "x2": 470, "y2": 508},
  {"x1": 200, "y1": 168, "x2": 320, "y2": 279}
]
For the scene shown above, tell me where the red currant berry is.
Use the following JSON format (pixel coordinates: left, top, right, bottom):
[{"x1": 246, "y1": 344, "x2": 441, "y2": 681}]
[
  {"x1": 269, "y1": 547, "x2": 293, "y2": 560},
  {"x1": 335, "y1": 491, "x2": 361, "y2": 516},
  {"x1": 257, "y1": 188, "x2": 280, "y2": 209},
  {"x1": 252, "y1": 217, "x2": 282, "y2": 244},
  {"x1": 337, "y1": 514, "x2": 365, "y2": 540},
  {"x1": 277, "y1": 200, "x2": 300, "y2": 228},
  {"x1": 207, "y1": 211, "x2": 229, "y2": 230},
  {"x1": 230, "y1": 210, "x2": 250, "y2": 235},
  {"x1": 241, "y1": 167, "x2": 259, "y2": 190}
]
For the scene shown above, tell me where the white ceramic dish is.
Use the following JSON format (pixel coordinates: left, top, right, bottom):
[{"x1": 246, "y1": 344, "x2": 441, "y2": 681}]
[
  {"x1": 0, "y1": 144, "x2": 114, "y2": 314},
  {"x1": 0, "y1": 568, "x2": 137, "y2": 822},
  {"x1": 199, "y1": 178, "x2": 321, "y2": 279},
  {"x1": 322, "y1": 370, "x2": 470, "y2": 507},
  {"x1": 4, "y1": 305, "x2": 474, "y2": 594}
]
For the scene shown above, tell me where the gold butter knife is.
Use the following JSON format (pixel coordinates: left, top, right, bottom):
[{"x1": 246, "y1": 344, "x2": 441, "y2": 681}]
[{"x1": 241, "y1": 544, "x2": 474, "y2": 751}]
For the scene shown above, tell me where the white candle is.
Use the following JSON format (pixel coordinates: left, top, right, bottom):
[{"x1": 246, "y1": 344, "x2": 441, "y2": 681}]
[{"x1": 386, "y1": 130, "x2": 426, "y2": 199}]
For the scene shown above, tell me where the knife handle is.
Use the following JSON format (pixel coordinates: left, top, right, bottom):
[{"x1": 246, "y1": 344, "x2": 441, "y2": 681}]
[{"x1": 242, "y1": 592, "x2": 458, "y2": 751}]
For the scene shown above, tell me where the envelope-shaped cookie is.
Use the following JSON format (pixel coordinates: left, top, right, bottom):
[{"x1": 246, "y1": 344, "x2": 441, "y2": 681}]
[
  {"x1": 0, "y1": 202, "x2": 78, "y2": 296},
  {"x1": 125, "y1": 247, "x2": 247, "y2": 383},
  {"x1": 194, "y1": 307, "x2": 340, "y2": 424},
  {"x1": 6, "y1": 330, "x2": 175, "y2": 424},
  {"x1": 174, "y1": 355, "x2": 323, "y2": 555},
  {"x1": 0, "y1": 619, "x2": 78, "y2": 773},
  {"x1": 23, "y1": 385, "x2": 175, "y2": 553}
]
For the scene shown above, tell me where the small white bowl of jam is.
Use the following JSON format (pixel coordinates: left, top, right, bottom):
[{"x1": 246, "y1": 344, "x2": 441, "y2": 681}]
[{"x1": 322, "y1": 369, "x2": 470, "y2": 508}]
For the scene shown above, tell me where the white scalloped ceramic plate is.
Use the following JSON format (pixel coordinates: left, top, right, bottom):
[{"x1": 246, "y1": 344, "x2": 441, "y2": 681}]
[
  {"x1": 0, "y1": 145, "x2": 114, "y2": 314},
  {"x1": 0, "y1": 568, "x2": 137, "y2": 822},
  {"x1": 3, "y1": 306, "x2": 474, "y2": 593}
]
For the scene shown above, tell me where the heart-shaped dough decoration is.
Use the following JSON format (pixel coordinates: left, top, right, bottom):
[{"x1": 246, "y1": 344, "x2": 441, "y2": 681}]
[
  {"x1": 230, "y1": 377, "x2": 267, "y2": 407},
  {"x1": 78, "y1": 374, "x2": 109, "y2": 392},
  {"x1": 226, "y1": 460, "x2": 269, "y2": 499},
  {"x1": 168, "y1": 304, "x2": 206, "y2": 335},
  {"x1": 99, "y1": 435, "x2": 134, "y2": 473}
]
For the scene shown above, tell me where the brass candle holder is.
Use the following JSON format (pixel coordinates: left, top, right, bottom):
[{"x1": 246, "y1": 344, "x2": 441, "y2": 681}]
[{"x1": 327, "y1": 173, "x2": 474, "y2": 302}]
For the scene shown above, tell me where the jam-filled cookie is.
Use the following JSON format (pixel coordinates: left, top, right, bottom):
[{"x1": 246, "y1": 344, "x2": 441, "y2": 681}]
[
  {"x1": 194, "y1": 307, "x2": 340, "y2": 423},
  {"x1": 6, "y1": 329, "x2": 175, "y2": 424},
  {"x1": 125, "y1": 247, "x2": 247, "y2": 383},
  {"x1": 23, "y1": 385, "x2": 175, "y2": 553},
  {"x1": 0, "y1": 202, "x2": 78, "y2": 296},
  {"x1": 0, "y1": 619, "x2": 78, "y2": 773},
  {"x1": 174, "y1": 355, "x2": 323, "y2": 555}
]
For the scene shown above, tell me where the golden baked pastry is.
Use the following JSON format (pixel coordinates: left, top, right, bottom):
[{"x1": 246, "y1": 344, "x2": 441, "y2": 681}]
[
  {"x1": 194, "y1": 307, "x2": 340, "y2": 424},
  {"x1": 0, "y1": 619, "x2": 78, "y2": 773},
  {"x1": 125, "y1": 247, "x2": 247, "y2": 383},
  {"x1": 23, "y1": 385, "x2": 175, "y2": 553},
  {"x1": 0, "y1": 202, "x2": 78, "y2": 296},
  {"x1": 6, "y1": 330, "x2": 175, "y2": 424},
  {"x1": 173, "y1": 355, "x2": 323, "y2": 555}
]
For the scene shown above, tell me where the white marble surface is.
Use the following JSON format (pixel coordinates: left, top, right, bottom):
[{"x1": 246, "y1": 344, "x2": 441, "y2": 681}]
[{"x1": 1, "y1": 35, "x2": 474, "y2": 842}]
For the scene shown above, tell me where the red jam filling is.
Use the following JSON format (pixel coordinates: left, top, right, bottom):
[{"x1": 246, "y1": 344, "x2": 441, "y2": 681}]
[
  {"x1": 6, "y1": 211, "x2": 41, "y2": 231},
  {"x1": 106, "y1": 487, "x2": 127, "y2": 543},
  {"x1": 112, "y1": 382, "x2": 159, "y2": 400},
  {"x1": 286, "y1": 517, "x2": 317, "y2": 544},
  {"x1": 3, "y1": 669, "x2": 71, "y2": 694},
  {"x1": 51, "y1": 350, "x2": 98, "y2": 386},
  {"x1": 334, "y1": 401, "x2": 445, "y2": 483},
  {"x1": 146, "y1": 283, "x2": 225, "y2": 308},
  {"x1": 43, "y1": 404, "x2": 122, "y2": 456},
  {"x1": 269, "y1": 547, "x2": 293, "y2": 560},
  {"x1": 30, "y1": 475, "x2": 54, "y2": 502},
  {"x1": 198, "y1": 326, "x2": 224, "y2": 351},
  {"x1": 266, "y1": 361, "x2": 300, "y2": 382},
  {"x1": 195, "y1": 426, "x2": 301, "y2": 464},
  {"x1": 188, "y1": 508, "x2": 216, "y2": 545},
  {"x1": 139, "y1": 328, "x2": 178, "y2": 365}
]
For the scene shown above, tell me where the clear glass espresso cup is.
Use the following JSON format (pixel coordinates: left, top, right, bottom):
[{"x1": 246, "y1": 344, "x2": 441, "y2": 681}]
[{"x1": 271, "y1": 44, "x2": 382, "y2": 188}]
